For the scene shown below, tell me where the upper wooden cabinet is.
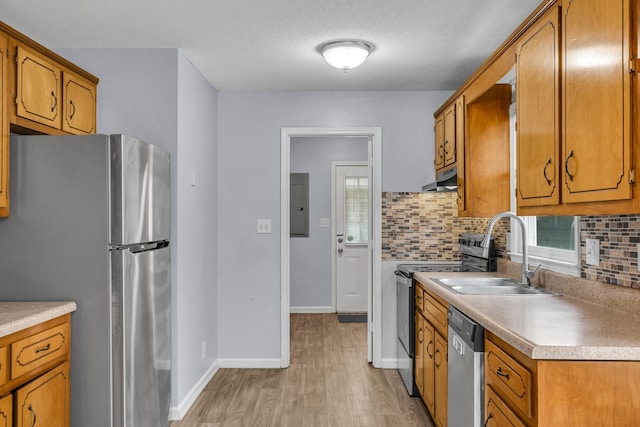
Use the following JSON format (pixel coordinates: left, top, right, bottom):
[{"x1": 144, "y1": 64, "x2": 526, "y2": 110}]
[
  {"x1": 561, "y1": 0, "x2": 632, "y2": 204},
  {"x1": 434, "y1": 102, "x2": 459, "y2": 173},
  {"x1": 454, "y1": 96, "x2": 466, "y2": 211},
  {"x1": 15, "y1": 45, "x2": 63, "y2": 130},
  {"x1": 434, "y1": 113, "x2": 445, "y2": 170},
  {"x1": 517, "y1": 0, "x2": 635, "y2": 214},
  {"x1": 0, "y1": 22, "x2": 98, "y2": 217},
  {"x1": 516, "y1": 5, "x2": 561, "y2": 208},
  {"x1": 461, "y1": 84, "x2": 512, "y2": 217},
  {"x1": 437, "y1": 0, "x2": 640, "y2": 216},
  {"x1": 63, "y1": 70, "x2": 96, "y2": 135},
  {"x1": 0, "y1": 33, "x2": 8, "y2": 214}
]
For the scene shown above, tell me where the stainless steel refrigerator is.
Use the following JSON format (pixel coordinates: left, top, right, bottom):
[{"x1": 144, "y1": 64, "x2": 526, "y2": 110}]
[{"x1": 0, "y1": 134, "x2": 171, "y2": 427}]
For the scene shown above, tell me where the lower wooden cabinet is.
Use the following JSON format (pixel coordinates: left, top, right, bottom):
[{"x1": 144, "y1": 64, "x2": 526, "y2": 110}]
[
  {"x1": 0, "y1": 315, "x2": 71, "y2": 427},
  {"x1": 485, "y1": 331, "x2": 640, "y2": 426},
  {"x1": 485, "y1": 386, "x2": 526, "y2": 427},
  {"x1": 0, "y1": 394, "x2": 11, "y2": 427},
  {"x1": 415, "y1": 282, "x2": 448, "y2": 427},
  {"x1": 433, "y1": 331, "x2": 448, "y2": 427},
  {"x1": 14, "y1": 362, "x2": 69, "y2": 427},
  {"x1": 414, "y1": 312, "x2": 425, "y2": 396}
]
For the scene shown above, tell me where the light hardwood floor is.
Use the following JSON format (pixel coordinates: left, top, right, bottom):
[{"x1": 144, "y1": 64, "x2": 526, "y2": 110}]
[{"x1": 170, "y1": 313, "x2": 434, "y2": 426}]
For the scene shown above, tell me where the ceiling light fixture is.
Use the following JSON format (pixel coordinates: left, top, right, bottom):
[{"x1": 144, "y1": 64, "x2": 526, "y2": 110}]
[{"x1": 320, "y1": 40, "x2": 373, "y2": 71}]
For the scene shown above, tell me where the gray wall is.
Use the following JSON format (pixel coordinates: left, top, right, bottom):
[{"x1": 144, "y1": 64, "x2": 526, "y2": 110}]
[
  {"x1": 57, "y1": 48, "x2": 219, "y2": 416},
  {"x1": 290, "y1": 136, "x2": 368, "y2": 310},
  {"x1": 217, "y1": 91, "x2": 452, "y2": 362}
]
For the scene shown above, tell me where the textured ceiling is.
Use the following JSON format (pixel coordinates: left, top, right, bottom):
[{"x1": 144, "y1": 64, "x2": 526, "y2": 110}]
[{"x1": 0, "y1": 0, "x2": 542, "y2": 91}]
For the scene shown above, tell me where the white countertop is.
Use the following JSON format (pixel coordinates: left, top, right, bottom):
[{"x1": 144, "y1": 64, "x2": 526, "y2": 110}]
[
  {"x1": 414, "y1": 272, "x2": 640, "y2": 361},
  {"x1": 0, "y1": 301, "x2": 77, "y2": 338}
]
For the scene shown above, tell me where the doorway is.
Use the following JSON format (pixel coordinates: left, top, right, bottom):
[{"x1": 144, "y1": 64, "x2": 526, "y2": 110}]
[{"x1": 280, "y1": 127, "x2": 382, "y2": 368}]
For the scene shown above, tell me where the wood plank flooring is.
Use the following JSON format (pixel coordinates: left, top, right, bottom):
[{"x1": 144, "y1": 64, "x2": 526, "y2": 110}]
[{"x1": 170, "y1": 313, "x2": 434, "y2": 427}]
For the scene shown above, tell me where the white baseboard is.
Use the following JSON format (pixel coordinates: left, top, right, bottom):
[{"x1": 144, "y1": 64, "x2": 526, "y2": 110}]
[
  {"x1": 169, "y1": 360, "x2": 220, "y2": 421},
  {"x1": 217, "y1": 358, "x2": 282, "y2": 368},
  {"x1": 289, "y1": 306, "x2": 334, "y2": 313},
  {"x1": 381, "y1": 358, "x2": 400, "y2": 369}
]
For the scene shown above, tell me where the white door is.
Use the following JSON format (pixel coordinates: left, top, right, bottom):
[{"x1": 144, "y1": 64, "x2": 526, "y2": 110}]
[{"x1": 335, "y1": 164, "x2": 369, "y2": 313}]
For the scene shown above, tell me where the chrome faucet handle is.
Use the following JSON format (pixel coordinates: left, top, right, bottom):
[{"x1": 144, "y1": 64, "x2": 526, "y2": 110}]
[{"x1": 526, "y1": 263, "x2": 542, "y2": 281}]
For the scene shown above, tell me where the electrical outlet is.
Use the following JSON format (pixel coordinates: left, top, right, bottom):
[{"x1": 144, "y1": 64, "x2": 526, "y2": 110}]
[
  {"x1": 320, "y1": 218, "x2": 330, "y2": 228},
  {"x1": 586, "y1": 238, "x2": 600, "y2": 266},
  {"x1": 201, "y1": 341, "x2": 207, "y2": 359},
  {"x1": 256, "y1": 218, "x2": 272, "y2": 234}
]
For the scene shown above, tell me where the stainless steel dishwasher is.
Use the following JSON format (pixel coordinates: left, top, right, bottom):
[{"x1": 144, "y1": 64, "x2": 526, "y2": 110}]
[{"x1": 448, "y1": 305, "x2": 485, "y2": 427}]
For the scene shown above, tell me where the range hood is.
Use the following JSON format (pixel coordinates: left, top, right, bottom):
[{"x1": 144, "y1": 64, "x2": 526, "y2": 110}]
[{"x1": 422, "y1": 166, "x2": 457, "y2": 192}]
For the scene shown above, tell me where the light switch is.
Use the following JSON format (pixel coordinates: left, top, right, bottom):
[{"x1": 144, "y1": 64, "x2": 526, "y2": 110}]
[
  {"x1": 320, "y1": 218, "x2": 330, "y2": 228},
  {"x1": 586, "y1": 238, "x2": 599, "y2": 266},
  {"x1": 257, "y1": 218, "x2": 272, "y2": 234}
]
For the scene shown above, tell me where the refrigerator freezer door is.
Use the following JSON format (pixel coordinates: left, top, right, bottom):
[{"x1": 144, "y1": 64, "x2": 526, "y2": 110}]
[
  {"x1": 111, "y1": 244, "x2": 171, "y2": 427},
  {"x1": 110, "y1": 135, "x2": 171, "y2": 246}
]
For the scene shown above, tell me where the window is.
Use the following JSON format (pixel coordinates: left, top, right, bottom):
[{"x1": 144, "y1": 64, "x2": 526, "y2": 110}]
[
  {"x1": 508, "y1": 98, "x2": 580, "y2": 276},
  {"x1": 344, "y1": 177, "x2": 368, "y2": 244}
]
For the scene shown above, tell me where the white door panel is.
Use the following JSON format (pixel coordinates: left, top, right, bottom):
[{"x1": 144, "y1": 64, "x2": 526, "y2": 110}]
[{"x1": 335, "y1": 164, "x2": 369, "y2": 313}]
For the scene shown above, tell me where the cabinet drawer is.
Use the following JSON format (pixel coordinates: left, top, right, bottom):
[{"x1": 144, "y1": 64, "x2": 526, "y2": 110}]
[
  {"x1": 11, "y1": 322, "x2": 69, "y2": 379},
  {"x1": 485, "y1": 340, "x2": 533, "y2": 419},
  {"x1": 0, "y1": 393, "x2": 11, "y2": 427},
  {"x1": 415, "y1": 285, "x2": 424, "y2": 313},
  {"x1": 0, "y1": 347, "x2": 6, "y2": 386},
  {"x1": 485, "y1": 386, "x2": 526, "y2": 427},
  {"x1": 424, "y1": 293, "x2": 447, "y2": 335}
]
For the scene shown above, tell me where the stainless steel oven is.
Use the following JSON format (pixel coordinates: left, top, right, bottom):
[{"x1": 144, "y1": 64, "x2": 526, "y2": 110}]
[{"x1": 395, "y1": 233, "x2": 495, "y2": 396}]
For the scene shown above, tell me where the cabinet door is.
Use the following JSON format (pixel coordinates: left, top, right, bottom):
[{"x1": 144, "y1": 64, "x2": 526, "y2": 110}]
[
  {"x1": 0, "y1": 394, "x2": 11, "y2": 427},
  {"x1": 423, "y1": 321, "x2": 436, "y2": 417},
  {"x1": 455, "y1": 96, "x2": 466, "y2": 211},
  {"x1": 434, "y1": 113, "x2": 445, "y2": 170},
  {"x1": 433, "y1": 331, "x2": 448, "y2": 427},
  {"x1": 485, "y1": 386, "x2": 526, "y2": 427},
  {"x1": 443, "y1": 104, "x2": 456, "y2": 167},
  {"x1": 414, "y1": 312, "x2": 424, "y2": 396},
  {"x1": 14, "y1": 362, "x2": 69, "y2": 427},
  {"x1": 516, "y1": 5, "x2": 561, "y2": 207},
  {"x1": 62, "y1": 70, "x2": 96, "y2": 134},
  {"x1": 562, "y1": 0, "x2": 632, "y2": 203},
  {"x1": 0, "y1": 34, "x2": 8, "y2": 216},
  {"x1": 15, "y1": 45, "x2": 62, "y2": 130}
]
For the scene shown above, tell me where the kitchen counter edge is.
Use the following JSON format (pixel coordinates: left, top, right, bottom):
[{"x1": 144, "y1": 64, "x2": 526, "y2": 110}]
[
  {"x1": 414, "y1": 272, "x2": 640, "y2": 361},
  {"x1": 0, "y1": 301, "x2": 77, "y2": 338}
]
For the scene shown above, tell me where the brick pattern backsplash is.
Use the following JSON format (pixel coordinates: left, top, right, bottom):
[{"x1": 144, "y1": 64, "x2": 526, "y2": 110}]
[
  {"x1": 382, "y1": 192, "x2": 509, "y2": 261},
  {"x1": 382, "y1": 192, "x2": 640, "y2": 289},
  {"x1": 581, "y1": 215, "x2": 640, "y2": 289}
]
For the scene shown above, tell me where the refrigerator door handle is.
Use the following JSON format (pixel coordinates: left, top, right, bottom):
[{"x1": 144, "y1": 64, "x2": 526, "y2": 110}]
[{"x1": 110, "y1": 240, "x2": 170, "y2": 253}]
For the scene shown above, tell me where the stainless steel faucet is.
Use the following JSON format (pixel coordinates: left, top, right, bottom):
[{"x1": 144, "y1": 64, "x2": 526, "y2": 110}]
[{"x1": 481, "y1": 211, "x2": 535, "y2": 287}]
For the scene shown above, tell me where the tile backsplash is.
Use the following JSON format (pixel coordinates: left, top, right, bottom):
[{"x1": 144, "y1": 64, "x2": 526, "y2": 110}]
[
  {"x1": 382, "y1": 192, "x2": 640, "y2": 290},
  {"x1": 381, "y1": 192, "x2": 508, "y2": 261},
  {"x1": 581, "y1": 215, "x2": 640, "y2": 289}
]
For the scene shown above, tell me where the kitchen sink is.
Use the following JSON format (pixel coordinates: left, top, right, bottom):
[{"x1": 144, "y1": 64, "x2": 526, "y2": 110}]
[{"x1": 431, "y1": 277, "x2": 560, "y2": 296}]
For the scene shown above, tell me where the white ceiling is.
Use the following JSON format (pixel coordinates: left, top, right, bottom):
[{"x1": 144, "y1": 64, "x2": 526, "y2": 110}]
[{"x1": 0, "y1": 0, "x2": 542, "y2": 92}]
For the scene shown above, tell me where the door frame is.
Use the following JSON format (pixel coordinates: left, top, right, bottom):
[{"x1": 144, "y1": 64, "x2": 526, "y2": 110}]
[
  {"x1": 331, "y1": 161, "x2": 369, "y2": 313},
  {"x1": 281, "y1": 127, "x2": 382, "y2": 368}
]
